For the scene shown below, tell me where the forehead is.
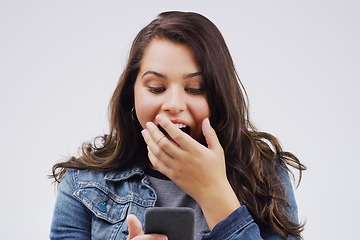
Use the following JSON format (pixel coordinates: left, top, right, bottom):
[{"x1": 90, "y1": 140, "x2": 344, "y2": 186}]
[{"x1": 139, "y1": 39, "x2": 200, "y2": 75}]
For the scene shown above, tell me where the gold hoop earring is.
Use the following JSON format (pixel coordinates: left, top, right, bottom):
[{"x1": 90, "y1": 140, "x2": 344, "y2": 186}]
[{"x1": 131, "y1": 107, "x2": 137, "y2": 121}]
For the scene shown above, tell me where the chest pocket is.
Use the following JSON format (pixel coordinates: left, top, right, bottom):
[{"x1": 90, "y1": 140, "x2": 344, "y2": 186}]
[{"x1": 74, "y1": 184, "x2": 129, "y2": 224}]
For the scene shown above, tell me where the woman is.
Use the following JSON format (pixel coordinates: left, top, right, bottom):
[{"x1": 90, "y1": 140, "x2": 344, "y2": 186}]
[{"x1": 50, "y1": 11, "x2": 305, "y2": 240}]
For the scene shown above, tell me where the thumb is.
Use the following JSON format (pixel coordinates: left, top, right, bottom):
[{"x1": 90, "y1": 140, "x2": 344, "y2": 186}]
[
  {"x1": 126, "y1": 214, "x2": 143, "y2": 239},
  {"x1": 202, "y1": 118, "x2": 222, "y2": 152}
]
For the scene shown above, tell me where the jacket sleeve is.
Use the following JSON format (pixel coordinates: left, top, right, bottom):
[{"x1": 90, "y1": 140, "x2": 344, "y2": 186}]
[
  {"x1": 203, "y1": 169, "x2": 299, "y2": 240},
  {"x1": 202, "y1": 205, "x2": 263, "y2": 240},
  {"x1": 50, "y1": 169, "x2": 92, "y2": 240}
]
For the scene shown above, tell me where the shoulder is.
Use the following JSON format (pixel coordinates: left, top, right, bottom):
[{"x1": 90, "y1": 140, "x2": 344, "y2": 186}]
[
  {"x1": 62, "y1": 168, "x2": 109, "y2": 187},
  {"x1": 57, "y1": 165, "x2": 150, "y2": 222},
  {"x1": 58, "y1": 168, "x2": 109, "y2": 197},
  {"x1": 275, "y1": 164, "x2": 299, "y2": 223},
  {"x1": 60, "y1": 164, "x2": 146, "y2": 191}
]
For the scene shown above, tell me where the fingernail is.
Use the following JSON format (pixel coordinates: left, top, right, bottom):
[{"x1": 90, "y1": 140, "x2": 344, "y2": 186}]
[
  {"x1": 141, "y1": 129, "x2": 148, "y2": 137},
  {"x1": 146, "y1": 122, "x2": 153, "y2": 130},
  {"x1": 205, "y1": 118, "x2": 211, "y2": 128},
  {"x1": 156, "y1": 115, "x2": 164, "y2": 123},
  {"x1": 159, "y1": 236, "x2": 167, "y2": 240}
]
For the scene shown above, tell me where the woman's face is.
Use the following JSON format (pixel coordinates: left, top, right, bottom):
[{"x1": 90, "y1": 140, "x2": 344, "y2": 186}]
[{"x1": 134, "y1": 39, "x2": 210, "y2": 143}]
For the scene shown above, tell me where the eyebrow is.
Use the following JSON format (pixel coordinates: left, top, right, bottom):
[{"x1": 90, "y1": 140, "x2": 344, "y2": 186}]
[
  {"x1": 141, "y1": 71, "x2": 202, "y2": 79},
  {"x1": 185, "y1": 71, "x2": 202, "y2": 79},
  {"x1": 141, "y1": 71, "x2": 165, "y2": 79}
]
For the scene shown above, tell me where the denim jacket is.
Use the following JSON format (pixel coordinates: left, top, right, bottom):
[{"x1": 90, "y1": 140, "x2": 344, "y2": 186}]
[{"x1": 50, "y1": 163, "x2": 299, "y2": 240}]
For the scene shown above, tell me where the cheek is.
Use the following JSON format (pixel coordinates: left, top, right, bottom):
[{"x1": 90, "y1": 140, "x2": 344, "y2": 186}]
[
  {"x1": 190, "y1": 98, "x2": 210, "y2": 132},
  {"x1": 134, "y1": 93, "x2": 160, "y2": 129},
  {"x1": 189, "y1": 98, "x2": 209, "y2": 142},
  {"x1": 194, "y1": 98, "x2": 210, "y2": 119}
]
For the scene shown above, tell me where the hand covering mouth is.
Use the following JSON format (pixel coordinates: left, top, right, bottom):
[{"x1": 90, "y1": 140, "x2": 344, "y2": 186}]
[{"x1": 158, "y1": 124, "x2": 191, "y2": 141}]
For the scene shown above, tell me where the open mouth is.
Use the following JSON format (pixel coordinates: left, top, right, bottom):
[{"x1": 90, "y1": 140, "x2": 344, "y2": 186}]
[{"x1": 158, "y1": 124, "x2": 191, "y2": 139}]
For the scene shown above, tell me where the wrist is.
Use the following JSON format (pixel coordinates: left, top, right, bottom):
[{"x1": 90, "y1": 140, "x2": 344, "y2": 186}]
[{"x1": 198, "y1": 181, "x2": 241, "y2": 230}]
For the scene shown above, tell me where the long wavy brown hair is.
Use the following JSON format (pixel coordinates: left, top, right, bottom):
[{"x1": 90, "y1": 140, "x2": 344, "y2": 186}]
[{"x1": 52, "y1": 11, "x2": 306, "y2": 239}]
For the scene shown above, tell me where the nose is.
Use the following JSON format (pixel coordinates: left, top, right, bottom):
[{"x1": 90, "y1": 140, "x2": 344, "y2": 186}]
[{"x1": 161, "y1": 87, "x2": 186, "y2": 114}]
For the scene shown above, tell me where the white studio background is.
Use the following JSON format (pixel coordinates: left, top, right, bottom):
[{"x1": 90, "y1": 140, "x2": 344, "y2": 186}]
[{"x1": 1, "y1": 1, "x2": 359, "y2": 239}]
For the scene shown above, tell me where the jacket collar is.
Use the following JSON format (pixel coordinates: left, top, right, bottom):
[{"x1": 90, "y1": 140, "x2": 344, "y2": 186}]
[
  {"x1": 104, "y1": 150, "x2": 147, "y2": 181},
  {"x1": 104, "y1": 163, "x2": 145, "y2": 181}
]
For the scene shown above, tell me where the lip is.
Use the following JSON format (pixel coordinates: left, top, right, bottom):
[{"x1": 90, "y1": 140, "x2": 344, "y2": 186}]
[
  {"x1": 154, "y1": 118, "x2": 191, "y2": 128},
  {"x1": 169, "y1": 119, "x2": 191, "y2": 127},
  {"x1": 157, "y1": 119, "x2": 192, "y2": 136}
]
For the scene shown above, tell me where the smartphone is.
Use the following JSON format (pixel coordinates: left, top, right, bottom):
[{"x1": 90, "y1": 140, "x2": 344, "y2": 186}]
[{"x1": 144, "y1": 207, "x2": 195, "y2": 240}]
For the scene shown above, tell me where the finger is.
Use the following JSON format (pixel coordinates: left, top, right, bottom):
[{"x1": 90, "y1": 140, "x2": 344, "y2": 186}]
[
  {"x1": 202, "y1": 118, "x2": 223, "y2": 153},
  {"x1": 144, "y1": 122, "x2": 182, "y2": 158},
  {"x1": 145, "y1": 121, "x2": 168, "y2": 145},
  {"x1": 156, "y1": 115, "x2": 195, "y2": 151},
  {"x1": 127, "y1": 214, "x2": 143, "y2": 239},
  {"x1": 126, "y1": 214, "x2": 168, "y2": 240},
  {"x1": 132, "y1": 235, "x2": 168, "y2": 240},
  {"x1": 147, "y1": 146, "x2": 173, "y2": 176},
  {"x1": 142, "y1": 128, "x2": 175, "y2": 165}
]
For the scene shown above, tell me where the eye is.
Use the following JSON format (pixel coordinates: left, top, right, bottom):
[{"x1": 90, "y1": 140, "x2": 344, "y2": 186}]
[
  {"x1": 185, "y1": 88, "x2": 204, "y2": 95},
  {"x1": 148, "y1": 87, "x2": 165, "y2": 94}
]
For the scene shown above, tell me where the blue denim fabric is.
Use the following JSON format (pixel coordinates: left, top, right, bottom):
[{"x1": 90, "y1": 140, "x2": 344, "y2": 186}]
[{"x1": 50, "y1": 164, "x2": 299, "y2": 240}]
